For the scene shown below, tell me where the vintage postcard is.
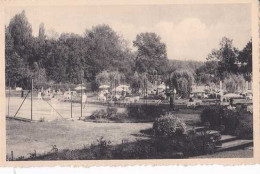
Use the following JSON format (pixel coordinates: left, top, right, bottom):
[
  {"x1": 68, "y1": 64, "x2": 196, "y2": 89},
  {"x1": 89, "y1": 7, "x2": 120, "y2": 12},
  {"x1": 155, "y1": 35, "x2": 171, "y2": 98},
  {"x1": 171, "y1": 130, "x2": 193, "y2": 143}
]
[{"x1": 0, "y1": 0, "x2": 259, "y2": 167}]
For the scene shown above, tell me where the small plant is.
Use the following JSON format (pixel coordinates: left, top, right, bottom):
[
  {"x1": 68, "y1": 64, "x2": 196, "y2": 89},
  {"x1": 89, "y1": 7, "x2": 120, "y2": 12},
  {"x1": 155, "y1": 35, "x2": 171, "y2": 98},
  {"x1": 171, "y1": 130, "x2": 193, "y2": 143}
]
[
  {"x1": 28, "y1": 150, "x2": 37, "y2": 159},
  {"x1": 153, "y1": 112, "x2": 187, "y2": 137},
  {"x1": 50, "y1": 145, "x2": 58, "y2": 154},
  {"x1": 106, "y1": 107, "x2": 118, "y2": 117},
  {"x1": 89, "y1": 109, "x2": 107, "y2": 120},
  {"x1": 39, "y1": 117, "x2": 45, "y2": 122},
  {"x1": 16, "y1": 156, "x2": 25, "y2": 160},
  {"x1": 97, "y1": 136, "x2": 111, "y2": 148}
]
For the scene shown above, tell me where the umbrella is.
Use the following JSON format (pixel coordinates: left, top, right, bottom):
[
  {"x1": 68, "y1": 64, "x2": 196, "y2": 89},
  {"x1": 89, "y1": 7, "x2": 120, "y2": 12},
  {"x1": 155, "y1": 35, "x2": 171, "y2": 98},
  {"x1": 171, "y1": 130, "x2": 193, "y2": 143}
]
[
  {"x1": 157, "y1": 84, "x2": 166, "y2": 89},
  {"x1": 112, "y1": 87, "x2": 124, "y2": 92},
  {"x1": 99, "y1": 85, "x2": 110, "y2": 89},
  {"x1": 75, "y1": 86, "x2": 86, "y2": 90}
]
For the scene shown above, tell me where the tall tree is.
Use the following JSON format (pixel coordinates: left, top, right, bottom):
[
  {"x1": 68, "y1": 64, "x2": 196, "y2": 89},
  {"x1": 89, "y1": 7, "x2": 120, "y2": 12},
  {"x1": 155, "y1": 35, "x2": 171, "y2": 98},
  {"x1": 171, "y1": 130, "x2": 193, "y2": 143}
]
[
  {"x1": 84, "y1": 24, "x2": 134, "y2": 82},
  {"x1": 207, "y1": 37, "x2": 239, "y2": 78},
  {"x1": 39, "y1": 23, "x2": 46, "y2": 40},
  {"x1": 8, "y1": 10, "x2": 33, "y2": 62},
  {"x1": 237, "y1": 39, "x2": 252, "y2": 81},
  {"x1": 5, "y1": 25, "x2": 30, "y2": 88},
  {"x1": 133, "y1": 32, "x2": 169, "y2": 74}
]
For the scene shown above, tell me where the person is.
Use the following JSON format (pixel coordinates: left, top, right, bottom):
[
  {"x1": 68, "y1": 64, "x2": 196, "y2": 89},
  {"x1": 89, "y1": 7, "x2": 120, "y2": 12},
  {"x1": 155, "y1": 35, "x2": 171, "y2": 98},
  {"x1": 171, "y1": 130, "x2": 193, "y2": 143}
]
[
  {"x1": 82, "y1": 93, "x2": 87, "y2": 108},
  {"x1": 38, "y1": 91, "x2": 42, "y2": 100}
]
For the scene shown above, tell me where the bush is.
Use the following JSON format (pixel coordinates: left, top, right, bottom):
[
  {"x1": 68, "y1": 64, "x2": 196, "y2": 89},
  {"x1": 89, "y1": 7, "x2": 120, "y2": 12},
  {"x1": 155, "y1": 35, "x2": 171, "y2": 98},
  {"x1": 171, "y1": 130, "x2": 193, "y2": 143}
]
[
  {"x1": 200, "y1": 106, "x2": 224, "y2": 128},
  {"x1": 127, "y1": 105, "x2": 168, "y2": 120},
  {"x1": 106, "y1": 107, "x2": 118, "y2": 117},
  {"x1": 200, "y1": 106, "x2": 252, "y2": 137},
  {"x1": 182, "y1": 131, "x2": 221, "y2": 156},
  {"x1": 235, "y1": 120, "x2": 253, "y2": 139},
  {"x1": 88, "y1": 107, "x2": 128, "y2": 121},
  {"x1": 153, "y1": 113, "x2": 187, "y2": 137},
  {"x1": 89, "y1": 109, "x2": 107, "y2": 120}
]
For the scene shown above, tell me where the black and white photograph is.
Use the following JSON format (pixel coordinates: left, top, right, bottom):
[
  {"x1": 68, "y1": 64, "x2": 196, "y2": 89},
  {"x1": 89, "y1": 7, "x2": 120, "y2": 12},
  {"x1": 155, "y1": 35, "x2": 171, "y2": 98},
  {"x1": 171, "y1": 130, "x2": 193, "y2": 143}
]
[{"x1": 1, "y1": 0, "x2": 259, "y2": 165}]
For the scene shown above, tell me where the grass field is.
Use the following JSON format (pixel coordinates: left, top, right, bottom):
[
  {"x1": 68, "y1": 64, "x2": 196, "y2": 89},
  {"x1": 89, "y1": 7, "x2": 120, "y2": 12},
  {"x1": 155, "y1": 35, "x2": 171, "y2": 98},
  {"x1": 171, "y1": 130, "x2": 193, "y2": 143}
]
[
  {"x1": 7, "y1": 97, "x2": 252, "y2": 160},
  {"x1": 6, "y1": 119, "x2": 152, "y2": 159},
  {"x1": 6, "y1": 106, "x2": 201, "y2": 159}
]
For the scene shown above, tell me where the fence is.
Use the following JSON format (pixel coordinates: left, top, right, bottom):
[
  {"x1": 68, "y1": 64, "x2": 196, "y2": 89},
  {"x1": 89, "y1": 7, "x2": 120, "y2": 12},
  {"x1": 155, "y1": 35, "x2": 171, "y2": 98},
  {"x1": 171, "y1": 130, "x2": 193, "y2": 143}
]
[{"x1": 5, "y1": 79, "x2": 98, "y2": 122}]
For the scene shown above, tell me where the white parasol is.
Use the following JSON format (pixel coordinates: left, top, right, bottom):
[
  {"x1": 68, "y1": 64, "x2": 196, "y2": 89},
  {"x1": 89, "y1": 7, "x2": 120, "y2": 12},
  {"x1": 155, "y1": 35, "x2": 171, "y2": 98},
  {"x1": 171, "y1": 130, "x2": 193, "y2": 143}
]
[{"x1": 99, "y1": 85, "x2": 110, "y2": 89}]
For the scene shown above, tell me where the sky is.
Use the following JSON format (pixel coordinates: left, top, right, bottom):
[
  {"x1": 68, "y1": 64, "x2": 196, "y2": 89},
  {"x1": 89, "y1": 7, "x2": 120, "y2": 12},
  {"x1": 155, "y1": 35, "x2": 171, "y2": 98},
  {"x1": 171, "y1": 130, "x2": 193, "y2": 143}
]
[{"x1": 4, "y1": 4, "x2": 251, "y2": 61}]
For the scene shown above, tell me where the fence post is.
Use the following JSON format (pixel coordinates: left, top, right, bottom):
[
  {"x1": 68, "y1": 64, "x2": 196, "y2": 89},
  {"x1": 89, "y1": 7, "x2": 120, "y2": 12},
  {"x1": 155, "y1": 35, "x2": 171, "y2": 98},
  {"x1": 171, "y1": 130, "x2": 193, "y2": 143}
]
[
  {"x1": 81, "y1": 81, "x2": 83, "y2": 118},
  {"x1": 8, "y1": 79, "x2": 10, "y2": 117},
  {"x1": 11, "y1": 151, "x2": 13, "y2": 161},
  {"x1": 31, "y1": 79, "x2": 33, "y2": 121},
  {"x1": 71, "y1": 91, "x2": 73, "y2": 118}
]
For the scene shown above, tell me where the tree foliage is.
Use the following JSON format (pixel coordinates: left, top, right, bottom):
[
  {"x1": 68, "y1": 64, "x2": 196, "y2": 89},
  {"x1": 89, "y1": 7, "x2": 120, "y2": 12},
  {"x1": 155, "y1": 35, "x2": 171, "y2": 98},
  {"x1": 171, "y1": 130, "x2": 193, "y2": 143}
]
[
  {"x1": 206, "y1": 37, "x2": 239, "y2": 78},
  {"x1": 133, "y1": 32, "x2": 169, "y2": 74},
  {"x1": 170, "y1": 69, "x2": 194, "y2": 98},
  {"x1": 195, "y1": 37, "x2": 252, "y2": 88},
  {"x1": 5, "y1": 11, "x2": 252, "y2": 95},
  {"x1": 237, "y1": 39, "x2": 252, "y2": 80}
]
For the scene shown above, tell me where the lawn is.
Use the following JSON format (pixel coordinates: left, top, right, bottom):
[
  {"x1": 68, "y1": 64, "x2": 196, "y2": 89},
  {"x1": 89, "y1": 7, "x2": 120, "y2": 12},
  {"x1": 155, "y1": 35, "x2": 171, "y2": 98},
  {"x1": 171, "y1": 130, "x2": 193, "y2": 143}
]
[
  {"x1": 9, "y1": 103, "x2": 254, "y2": 160},
  {"x1": 6, "y1": 119, "x2": 152, "y2": 159},
  {"x1": 6, "y1": 107, "x2": 201, "y2": 159}
]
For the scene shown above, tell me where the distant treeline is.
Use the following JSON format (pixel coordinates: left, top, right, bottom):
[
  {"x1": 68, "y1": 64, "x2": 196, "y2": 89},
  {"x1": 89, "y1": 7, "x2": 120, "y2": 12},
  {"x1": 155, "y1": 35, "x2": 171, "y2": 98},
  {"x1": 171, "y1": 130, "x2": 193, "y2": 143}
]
[{"x1": 5, "y1": 10, "x2": 252, "y2": 96}]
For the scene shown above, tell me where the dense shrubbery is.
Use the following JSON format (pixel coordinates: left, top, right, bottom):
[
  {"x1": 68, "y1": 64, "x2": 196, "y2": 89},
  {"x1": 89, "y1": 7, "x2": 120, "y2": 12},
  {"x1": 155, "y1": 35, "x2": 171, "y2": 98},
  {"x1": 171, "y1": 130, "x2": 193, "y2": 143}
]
[
  {"x1": 234, "y1": 112, "x2": 253, "y2": 139},
  {"x1": 127, "y1": 105, "x2": 168, "y2": 121},
  {"x1": 200, "y1": 106, "x2": 253, "y2": 138},
  {"x1": 182, "y1": 130, "x2": 222, "y2": 156},
  {"x1": 153, "y1": 113, "x2": 187, "y2": 136},
  {"x1": 88, "y1": 107, "x2": 128, "y2": 121},
  {"x1": 88, "y1": 104, "x2": 170, "y2": 122}
]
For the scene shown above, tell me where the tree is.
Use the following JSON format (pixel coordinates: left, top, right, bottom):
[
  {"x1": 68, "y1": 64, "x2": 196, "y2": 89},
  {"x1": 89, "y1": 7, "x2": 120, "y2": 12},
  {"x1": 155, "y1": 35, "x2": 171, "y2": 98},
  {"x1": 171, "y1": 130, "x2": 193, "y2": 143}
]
[
  {"x1": 8, "y1": 10, "x2": 33, "y2": 62},
  {"x1": 5, "y1": 25, "x2": 30, "y2": 88},
  {"x1": 39, "y1": 23, "x2": 46, "y2": 40},
  {"x1": 5, "y1": 52, "x2": 28, "y2": 87},
  {"x1": 45, "y1": 42, "x2": 69, "y2": 83},
  {"x1": 238, "y1": 39, "x2": 252, "y2": 81},
  {"x1": 84, "y1": 24, "x2": 134, "y2": 82},
  {"x1": 95, "y1": 71, "x2": 110, "y2": 86},
  {"x1": 223, "y1": 73, "x2": 246, "y2": 93},
  {"x1": 195, "y1": 60, "x2": 220, "y2": 84},
  {"x1": 170, "y1": 69, "x2": 194, "y2": 98},
  {"x1": 30, "y1": 62, "x2": 47, "y2": 85},
  {"x1": 133, "y1": 32, "x2": 169, "y2": 74},
  {"x1": 207, "y1": 37, "x2": 239, "y2": 78}
]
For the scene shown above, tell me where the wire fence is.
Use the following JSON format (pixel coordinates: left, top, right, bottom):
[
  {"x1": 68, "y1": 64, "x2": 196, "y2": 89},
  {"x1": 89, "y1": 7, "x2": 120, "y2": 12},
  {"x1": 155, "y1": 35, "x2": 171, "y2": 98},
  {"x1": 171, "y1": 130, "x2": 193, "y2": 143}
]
[{"x1": 5, "y1": 79, "x2": 107, "y2": 122}]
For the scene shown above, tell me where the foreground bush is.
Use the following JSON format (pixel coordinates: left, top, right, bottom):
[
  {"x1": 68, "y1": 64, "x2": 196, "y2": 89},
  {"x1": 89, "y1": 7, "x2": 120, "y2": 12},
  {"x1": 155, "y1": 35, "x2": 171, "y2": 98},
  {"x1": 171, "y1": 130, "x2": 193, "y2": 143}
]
[
  {"x1": 200, "y1": 106, "x2": 252, "y2": 138},
  {"x1": 153, "y1": 113, "x2": 187, "y2": 137},
  {"x1": 234, "y1": 115, "x2": 253, "y2": 139}
]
